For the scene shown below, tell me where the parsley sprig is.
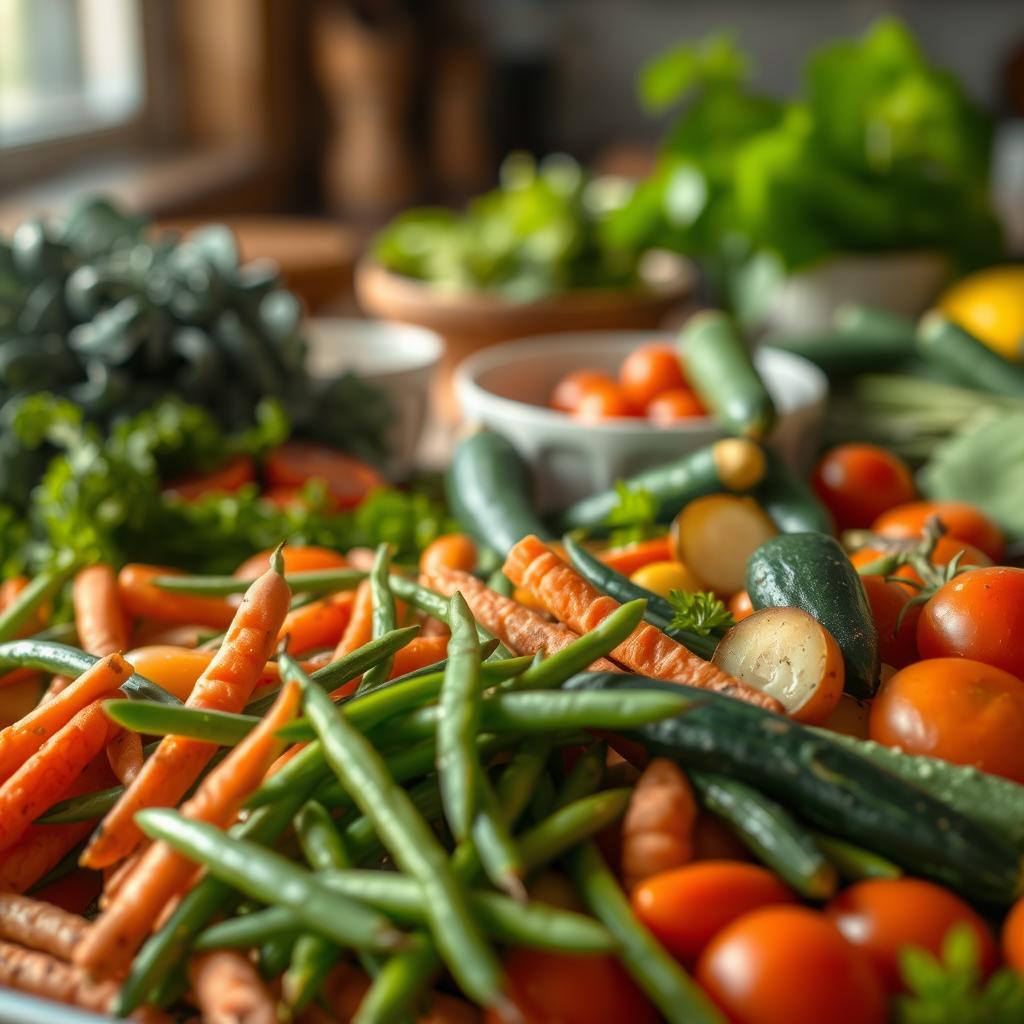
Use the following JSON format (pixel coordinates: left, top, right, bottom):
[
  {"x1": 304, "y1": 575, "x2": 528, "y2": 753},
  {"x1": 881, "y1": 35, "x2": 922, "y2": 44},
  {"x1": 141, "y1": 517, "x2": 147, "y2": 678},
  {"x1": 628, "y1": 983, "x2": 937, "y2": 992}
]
[
  {"x1": 666, "y1": 590, "x2": 734, "y2": 637},
  {"x1": 604, "y1": 481, "x2": 662, "y2": 548}
]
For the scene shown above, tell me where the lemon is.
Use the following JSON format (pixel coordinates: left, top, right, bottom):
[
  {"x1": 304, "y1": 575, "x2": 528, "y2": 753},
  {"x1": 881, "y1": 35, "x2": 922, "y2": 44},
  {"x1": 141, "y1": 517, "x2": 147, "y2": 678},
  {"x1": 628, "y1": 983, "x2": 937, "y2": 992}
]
[{"x1": 938, "y1": 266, "x2": 1024, "y2": 361}]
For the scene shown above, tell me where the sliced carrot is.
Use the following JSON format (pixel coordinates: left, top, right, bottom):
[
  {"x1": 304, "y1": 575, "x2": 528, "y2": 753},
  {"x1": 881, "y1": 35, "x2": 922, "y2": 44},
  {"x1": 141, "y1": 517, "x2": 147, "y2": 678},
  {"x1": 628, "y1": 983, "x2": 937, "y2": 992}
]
[
  {"x1": 0, "y1": 940, "x2": 123, "y2": 1015},
  {"x1": 235, "y1": 545, "x2": 347, "y2": 581},
  {"x1": 118, "y1": 564, "x2": 237, "y2": 630},
  {"x1": 503, "y1": 536, "x2": 782, "y2": 712},
  {"x1": 423, "y1": 566, "x2": 617, "y2": 670},
  {"x1": 82, "y1": 554, "x2": 291, "y2": 869},
  {"x1": 106, "y1": 730, "x2": 144, "y2": 786},
  {"x1": 332, "y1": 578, "x2": 374, "y2": 659},
  {"x1": 264, "y1": 441, "x2": 384, "y2": 510},
  {"x1": 189, "y1": 949, "x2": 277, "y2": 1024},
  {"x1": 75, "y1": 681, "x2": 300, "y2": 975},
  {"x1": 0, "y1": 652, "x2": 131, "y2": 785},
  {"x1": 162, "y1": 454, "x2": 255, "y2": 502},
  {"x1": 599, "y1": 536, "x2": 673, "y2": 576},
  {"x1": 0, "y1": 699, "x2": 120, "y2": 853},
  {"x1": 278, "y1": 591, "x2": 354, "y2": 654},
  {"x1": 0, "y1": 894, "x2": 88, "y2": 961}
]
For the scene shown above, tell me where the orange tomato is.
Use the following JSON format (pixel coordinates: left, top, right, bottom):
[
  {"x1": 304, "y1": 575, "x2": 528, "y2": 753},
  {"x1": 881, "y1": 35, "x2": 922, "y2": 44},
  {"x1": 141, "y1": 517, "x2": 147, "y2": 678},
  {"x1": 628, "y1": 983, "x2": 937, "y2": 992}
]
[
  {"x1": 696, "y1": 906, "x2": 886, "y2": 1024},
  {"x1": 264, "y1": 442, "x2": 383, "y2": 510},
  {"x1": 573, "y1": 379, "x2": 641, "y2": 421},
  {"x1": 826, "y1": 878, "x2": 997, "y2": 994},
  {"x1": 550, "y1": 370, "x2": 616, "y2": 413},
  {"x1": 618, "y1": 343, "x2": 687, "y2": 408},
  {"x1": 419, "y1": 533, "x2": 478, "y2": 576},
  {"x1": 234, "y1": 545, "x2": 347, "y2": 580},
  {"x1": 811, "y1": 444, "x2": 916, "y2": 532},
  {"x1": 727, "y1": 590, "x2": 754, "y2": 623},
  {"x1": 869, "y1": 657, "x2": 1024, "y2": 781},
  {"x1": 631, "y1": 861, "x2": 795, "y2": 966},
  {"x1": 872, "y1": 500, "x2": 1004, "y2": 562},
  {"x1": 917, "y1": 567, "x2": 1024, "y2": 678},
  {"x1": 162, "y1": 454, "x2": 255, "y2": 502},
  {"x1": 1002, "y1": 897, "x2": 1024, "y2": 974},
  {"x1": 646, "y1": 387, "x2": 706, "y2": 424},
  {"x1": 858, "y1": 574, "x2": 920, "y2": 668},
  {"x1": 489, "y1": 948, "x2": 657, "y2": 1024}
]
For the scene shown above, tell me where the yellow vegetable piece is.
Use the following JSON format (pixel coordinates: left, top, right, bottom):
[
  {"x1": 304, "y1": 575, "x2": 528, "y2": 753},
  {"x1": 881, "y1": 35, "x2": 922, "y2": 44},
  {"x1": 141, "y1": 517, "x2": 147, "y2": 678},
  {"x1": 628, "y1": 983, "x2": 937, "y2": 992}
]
[
  {"x1": 629, "y1": 560, "x2": 703, "y2": 599},
  {"x1": 938, "y1": 266, "x2": 1024, "y2": 362}
]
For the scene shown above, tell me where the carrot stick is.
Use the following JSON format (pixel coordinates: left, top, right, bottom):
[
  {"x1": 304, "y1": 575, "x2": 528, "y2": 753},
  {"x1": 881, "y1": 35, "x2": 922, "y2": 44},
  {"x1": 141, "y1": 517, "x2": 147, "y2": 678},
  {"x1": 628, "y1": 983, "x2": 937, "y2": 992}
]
[
  {"x1": 332, "y1": 578, "x2": 373, "y2": 659},
  {"x1": 278, "y1": 590, "x2": 354, "y2": 654},
  {"x1": 0, "y1": 698, "x2": 120, "y2": 853},
  {"x1": 101, "y1": 845, "x2": 149, "y2": 908},
  {"x1": 0, "y1": 577, "x2": 49, "y2": 637},
  {"x1": 0, "y1": 652, "x2": 131, "y2": 785},
  {"x1": 75, "y1": 680, "x2": 300, "y2": 975},
  {"x1": 387, "y1": 635, "x2": 450, "y2": 678},
  {"x1": 423, "y1": 566, "x2": 618, "y2": 670},
  {"x1": 189, "y1": 949, "x2": 277, "y2": 1024},
  {"x1": 81, "y1": 551, "x2": 292, "y2": 869},
  {"x1": 503, "y1": 536, "x2": 783, "y2": 711},
  {"x1": 0, "y1": 894, "x2": 87, "y2": 961},
  {"x1": 118, "y1": 564, "x2": 237, "y2": 630},
  {"x1": 0, "y1": 939, "x2": 123, "y2": 1015},
  {"x1": 106, "y1": 730, "x2": 144, "y2": 786},
  {"x1": 0, "y1": 757, "x2": 116, "y2": 894},
  {"x1": 599, "y1": 536, "x2": 672, "y2": 576}
]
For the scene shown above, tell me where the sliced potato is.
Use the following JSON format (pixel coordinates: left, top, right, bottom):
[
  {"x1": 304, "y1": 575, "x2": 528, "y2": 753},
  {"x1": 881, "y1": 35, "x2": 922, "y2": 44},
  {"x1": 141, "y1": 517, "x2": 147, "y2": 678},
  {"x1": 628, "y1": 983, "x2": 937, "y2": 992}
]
[
  {"x1": 671, "y1": 494, "x2": 776, "y2": 596},
  {"x1": 712, "y1": 606, "x2": 844, "y2": 724}
]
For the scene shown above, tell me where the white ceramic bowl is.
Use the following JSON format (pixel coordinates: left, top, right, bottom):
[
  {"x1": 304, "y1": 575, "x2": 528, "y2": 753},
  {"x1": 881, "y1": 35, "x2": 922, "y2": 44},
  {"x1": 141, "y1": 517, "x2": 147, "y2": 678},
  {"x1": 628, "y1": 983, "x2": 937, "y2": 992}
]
[
  {"x1": 455, "y1": 331, "x2": 828, "y2": 512},
  {"x1": 304, "y1": 317, "x2": 443, "y2": 478}
]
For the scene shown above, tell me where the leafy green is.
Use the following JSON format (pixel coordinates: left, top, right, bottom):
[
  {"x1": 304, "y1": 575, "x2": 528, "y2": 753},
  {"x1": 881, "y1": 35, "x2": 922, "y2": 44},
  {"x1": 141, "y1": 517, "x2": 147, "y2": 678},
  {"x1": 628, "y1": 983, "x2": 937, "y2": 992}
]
[
  {"x1": 604, "y1": 481, "x2": 661, "y2": 548},
  {"x1": 895, "y1": 924, "x2": 1024, "y2": 1024},
  {"x1": 667, "y1": 590, "x2": 734, "y2": 637}
]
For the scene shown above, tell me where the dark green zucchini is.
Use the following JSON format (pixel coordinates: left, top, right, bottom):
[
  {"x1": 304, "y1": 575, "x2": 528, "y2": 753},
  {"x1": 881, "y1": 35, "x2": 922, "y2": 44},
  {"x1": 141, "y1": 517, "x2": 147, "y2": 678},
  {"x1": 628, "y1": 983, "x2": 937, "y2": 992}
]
[
  {"x1": 752, "y1": 448, "x2": 833, "y2": 535},
  {"x1": 746, "y1": 533, "x2": 879, "y2": 699},
  {"x1": 555, "y1": 438, "x2": 766, "y2": 534},
  {"x1": 679, "y1": 312, "x2": 776, "y2": 439},
  {"x1": 691, "y1": 771, "x2": 836, "y2": 900},
  {"x1": 446, "y1": 431, "x2": 550, "y2": 556},
  {"x1": 566, "y1": 673, "x2": 1023, "y2": 904},
  {"x1": 916, "y1": 312, "x2": 1024, "y2": 398},
  {"x1": 561, "y1": 535, "x2": 717, "y2": 660}
]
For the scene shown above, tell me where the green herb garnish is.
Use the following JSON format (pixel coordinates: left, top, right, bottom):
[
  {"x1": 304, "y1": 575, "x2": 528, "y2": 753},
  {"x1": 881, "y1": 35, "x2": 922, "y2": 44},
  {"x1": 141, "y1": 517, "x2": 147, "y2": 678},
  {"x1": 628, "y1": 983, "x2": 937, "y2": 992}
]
[
  {"x1": 605, "y1": 482, "x2": 661, "y2": 548},
  {"x1": 666, "y1": 590, "x2": 734, "y2": 637}
]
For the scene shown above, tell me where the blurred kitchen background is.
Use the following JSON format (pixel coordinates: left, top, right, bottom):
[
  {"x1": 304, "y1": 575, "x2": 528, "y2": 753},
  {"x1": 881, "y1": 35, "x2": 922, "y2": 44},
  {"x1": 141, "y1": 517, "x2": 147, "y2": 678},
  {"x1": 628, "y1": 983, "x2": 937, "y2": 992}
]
[{"x1": 3, "y1": 0, "x2": 1023, "y2": 317}]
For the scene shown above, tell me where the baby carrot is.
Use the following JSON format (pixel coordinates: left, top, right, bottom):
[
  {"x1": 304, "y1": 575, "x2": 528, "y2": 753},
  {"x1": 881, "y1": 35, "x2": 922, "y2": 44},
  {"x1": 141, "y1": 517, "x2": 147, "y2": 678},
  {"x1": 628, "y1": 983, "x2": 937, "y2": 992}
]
[
  {"x1": 188, "y1": 949, "x2": 277, "y2": 1024},
  {"x1": 81, "y1": 549, "x2": 291, "y2": 869},
  {"x1": 0, "y1": 894, "x2": 87, "y2": 961},
  {"x1": 118, "y1": 564, "x2": 236, "y2": 630},
  {"x1": 277, "y1": 591, "x2": 355, "y2": 655},
  {"x1": 332, "y1": 579, "x2": 373, "y2": 659},
  {"x1": 234, "y1": 545, "x2": 348, "y2": 581},
  {"x1": 0, "y1": 940, "x2": 122, "y2": 1016},
  {"x1": 599, "y1": 536, "x2": 672, "y2": 576},
  {"x1": 106, "y1": 731, "x2": 144, "y2": 787}
]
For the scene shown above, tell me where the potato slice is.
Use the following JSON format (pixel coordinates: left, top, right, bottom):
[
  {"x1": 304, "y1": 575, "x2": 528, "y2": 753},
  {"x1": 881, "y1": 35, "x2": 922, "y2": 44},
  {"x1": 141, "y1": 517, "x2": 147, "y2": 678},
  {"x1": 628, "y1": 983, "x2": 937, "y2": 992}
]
[{"x1": 713, "y1": 607, "x2": 844, "y2": 724}]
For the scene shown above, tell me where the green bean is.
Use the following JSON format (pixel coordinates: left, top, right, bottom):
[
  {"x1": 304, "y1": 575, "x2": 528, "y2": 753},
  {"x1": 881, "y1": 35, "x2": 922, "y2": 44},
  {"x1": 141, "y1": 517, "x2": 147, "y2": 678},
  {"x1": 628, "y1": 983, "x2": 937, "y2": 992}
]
[
  {"x1": 195, "y1": 907, "x2": 300, "y2": 950},
  {"x1": 36, "y1": 785, "x2": 123, "y2": 825},
  {"x1": 486, "y1": 569, "x2": 513, "y2": 597},
  {"x1": 258, "y1": 933, "x2": 296, "y2": 979},
  {"x1": 0, "y1": 639, "x2": 179, "y2": 705},
  {"x1": 354, "y1": 935, "x2": 439, "y2": 1024},
  {"x1": 343, "y1": 778, "x2": 444, "y2": 867},
  {"x1": 136, "y1": 810, "x2": 408, "y2": 954},
  {"x1": 437, "y1": 593, "x2": 482, "y2": 841},
  {"x1": 0, "y1": 557, "x2": 74, "y2": 644},
  {"x1": 503, "y1": 599, "x2": 646, "y2": 692},
  {"x1": 389, "y1": 576, "x2": 490, "y2": 640},
  {"x1": 357, "y1": 544, "x2": 397, "y2": 694},
  {"x1": 569, "y1": 842, "x2": 725, "y2": 1024},
  {"x1": 282, "y1": 652, "x2": 511, "y2": 1014},
  {"x1": 496, "y1": 739, "x2": 552, "y2": 829},
  {"x1": 556, "y1": 741, "x2": 607, "y2": 808},
  {"x1": 472, "y1": 771, "x2": 526, "y2": 900},
  {"x1": 153, "y1": 568, "x2": 366, "y2": 597},
  {"x1": 813, "y1": 832, "x2": 903, "y2": 881},
  {"x1": 527, "y1": 771, "x2": 558, "y2": 823},
  {"x1": 29, "y1": 621, "x2": 78, "y2": 644},
  {"x1": 105, "y1": 700, "x2": 252, "y2": 745},
  {"x1": 520, "y1": 789, "x2": 632, "y2": 872}
]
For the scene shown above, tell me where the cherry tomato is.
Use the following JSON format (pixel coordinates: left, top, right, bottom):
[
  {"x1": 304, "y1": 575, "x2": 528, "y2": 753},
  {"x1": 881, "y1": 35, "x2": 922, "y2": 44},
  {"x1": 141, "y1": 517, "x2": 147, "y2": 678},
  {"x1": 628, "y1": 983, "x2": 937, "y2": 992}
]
[
  {"x1": 858, "y1": 574, "x2": 920, "y2": 668},
  {"x1": 163, "y1": 454, "x2": 256, "y2": 502},
  {"x1": 489, "y1": 948, "x2": 657, "y2": 1024},
  {"x1": 827, "y1": 878, "x2": 997, "y2": 993},
  {"x1": 696, "y1": 906, "x2": 885, "y2": 1024},
  {"x1": 869, "y1": 657, "x2": 1024, "y2": 781},
  {"x1": 811, "y1": 445, "x2": 916, "y2": 532},
  {"x1": 629, "y1": 560, "x2": 702, "y2": 599},
  {"x1": 618, "y1": 343, "x2": 687, "y2": 409},
  {"x1": 917, "y1": 567, "x2": 1024, "y2": 678},
  {"x1": 728, "y1": 589, "x2": 754, "y2": 623},
  {"x1": 872, "y1": 501, "x2": 1004, "y2": 562},
  {"x1": 821, "y1": 694, "x2": 872, "y2": 739},
  {"x1": 419, "y1": 533, "x2": 478, "y2": 576},
  {"x1": 631, "y1": 861, "x2": 795, "y2": 966},
  {"x1": 573, "y1": 379, "x2": 641, "y2": 421},
  {"x1": 550, "y1": 370, "x2": 617, "y2": 413},
  {"x1": 234, "y1": 545, "x2": 347, "y2": 580},
  {"x1": 849, "y1": 535, "x2": 992, "y2": 588},
  {"x1": 264, "y1": 442, "x2": 383, "y2": 510},
  {"x1": 1002, "y1": 897, "x2": 1024, "y2": 974},
  {"x1": 646, "y1": 387, "x2": 706, "y2": 425}
]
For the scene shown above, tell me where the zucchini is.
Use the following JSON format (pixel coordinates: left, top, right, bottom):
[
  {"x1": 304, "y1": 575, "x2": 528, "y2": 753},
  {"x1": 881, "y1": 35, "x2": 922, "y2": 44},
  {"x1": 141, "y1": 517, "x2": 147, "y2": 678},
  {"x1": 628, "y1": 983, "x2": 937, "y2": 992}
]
[
  {"x1": 746, "y1": 532, "x2": 879, "y2": 699},
  {"x1": 679, "y1": 312, "x2": 776, "y2": 439},
  {"x1": 561, "y1": 535, "x2": 717, "y2": 660},
  {"x1": 555, "y1": 438, "x2": 766, "y2": 534},
  {"x1": 821, "y1": 730, "x2": 1024, "y2": 853},
  {"x1": 752, "y1": 448, "x2": 833, "y2": 535},
  {"x1": 446, "y1": 431, "x2": 550, "y2": 556},
  {"x1": 916, "y1": 312, "x2": 1024, "y2": 398},
  {"x1": 691, "y1": 771, "x2": 836, "y2": 900},
  {"x1": 566, "y1": 673, "x2": 1023, "y2": 904}
]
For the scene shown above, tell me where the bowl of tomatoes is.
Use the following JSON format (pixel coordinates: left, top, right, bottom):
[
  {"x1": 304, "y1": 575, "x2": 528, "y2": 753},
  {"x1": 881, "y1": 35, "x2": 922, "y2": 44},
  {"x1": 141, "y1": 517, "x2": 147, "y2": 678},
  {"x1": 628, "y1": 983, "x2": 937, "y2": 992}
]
[{"x1": 455, "y1": 330, "x2": 827, "y2": 509}]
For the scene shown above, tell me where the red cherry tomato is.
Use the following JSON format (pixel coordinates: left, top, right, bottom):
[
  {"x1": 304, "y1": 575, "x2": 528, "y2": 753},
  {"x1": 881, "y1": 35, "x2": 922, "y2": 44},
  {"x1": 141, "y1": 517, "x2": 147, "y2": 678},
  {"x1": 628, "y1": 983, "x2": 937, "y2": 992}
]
[
  {"x1": 872, "y1": 501, "x2": 1004, "y2": 562},
  {"x1": 618, "y1": 343, "x2": 687, "y2": 408},
  {"x1": 264, "y1": 442, "x2": 383, "y2": 510},
  {"x1": 696, "y1": 906, "x2": 885, "y2": 1024},
  {"x1": 1002, "y1": 897, "x2": 1024, "y2": 974},
  {"x1": 858, "y1": 574, "x2": 920, "y2": 668},
  {"x1": 917, "y1": 567, "x2": 1024, "y2": 678},
  {"x1": 550, "y1": 370, "x2": 617, "y2": 413},
  {"x1": 646, "y1": 387, "x2": 706, "y2": 424},
  {"x1": 727, "y1": 589, "x2": 754, "y2": 623},
  {"x1": 811, "y1": 444, "x2": 916, "y2": 532},
  {"x1": 163, "y1": 455, "x2": 256, "y2": 502},
  {"x1": 826, "y1": 878, "x2": 997, "y2": 994},
  {"x1": 631, "y1": 861, "x2": 795, "y2": 966},
  {"x1": 573, "y1": 379, "x2": 641, "y2": 421},
  {"x1": 488, "y1": 947, "x2": 657, "y2": 1024},
  {"x1": 869, "y1": 657, "x2": 1024, "y2": 781}
]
